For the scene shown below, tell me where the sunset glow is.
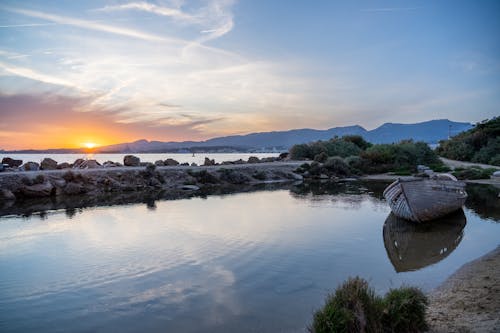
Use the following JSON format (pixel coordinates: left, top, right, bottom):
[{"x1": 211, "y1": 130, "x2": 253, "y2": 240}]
[{"x1": 84, "y1": 142, "x2": 96, "y2": 149}]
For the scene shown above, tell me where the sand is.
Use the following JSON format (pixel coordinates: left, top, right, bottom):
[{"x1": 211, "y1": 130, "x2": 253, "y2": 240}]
[{"x1": 427, "y1": 246, "x2": 500, "y2": 333}]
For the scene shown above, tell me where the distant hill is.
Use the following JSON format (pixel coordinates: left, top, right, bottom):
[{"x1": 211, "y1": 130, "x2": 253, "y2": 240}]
[{"x1": 3, "y1": 119, "x2": 472, "y2": 153}]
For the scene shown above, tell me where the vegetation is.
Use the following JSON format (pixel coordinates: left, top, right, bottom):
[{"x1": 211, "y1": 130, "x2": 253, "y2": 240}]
[
  {"x1": 290, "y1": 135, "x2": 444, "y2": 175},
  {"x1": 310, "y1": 277, "x2": 428, "y2": 333},
  {"x1": 452, "y1": 166, "x2": 497, "y2": 180},
  {"x1": 436, "y1": 117, "x2": 500, "y2": 166}
]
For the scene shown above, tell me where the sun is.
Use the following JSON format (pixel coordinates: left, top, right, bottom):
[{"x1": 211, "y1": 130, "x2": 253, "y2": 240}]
[{"x1": 84, "y1": 142, "x2": 96, "y2": 149}]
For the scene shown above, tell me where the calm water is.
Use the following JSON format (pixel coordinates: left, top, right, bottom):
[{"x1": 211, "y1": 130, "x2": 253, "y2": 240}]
[
  {"x1": 0, "y1": 153, "x2": 280, "y2": 166},
  {"x1": 0, "y1": 182, "x2": 499, "y2": 332}
]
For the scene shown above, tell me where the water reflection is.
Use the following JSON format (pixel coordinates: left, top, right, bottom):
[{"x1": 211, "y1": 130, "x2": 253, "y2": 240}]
[
  {"x1": 464, "y1": 184, "x2": 500, "y2": 222},
  {"x1": 383, "y1": 210, "x2": 466, "y2": 272}
]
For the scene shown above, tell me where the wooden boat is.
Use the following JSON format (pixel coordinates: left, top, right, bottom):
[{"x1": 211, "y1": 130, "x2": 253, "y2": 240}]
[
  {"x1": 383, "y1": 174, "x2": 467, "y2": 222},
  {"x1": 383, "y1": 210, "x2": 466, "y2": 272}
]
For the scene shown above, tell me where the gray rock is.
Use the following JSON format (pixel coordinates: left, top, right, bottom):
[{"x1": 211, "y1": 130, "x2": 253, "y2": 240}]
[
  {"x1": 64, "y1": 182, "x2": 83, "y2": 195},
  {"x1": 154, "y1": 160, "x2": 165, "y2": 166},
  {"x1": 247, "y1": 156, "x2": 260, "y2": 164},
  {"x1": 103, "y1": 161, "x2": 119, "y2": 167},
  {"x1": 85, "y1": 160, "x2": 101, "y2": 169},
  {"x1": 57, "y1": 162, "x2": 71, "y2": 169},
  {"x1": 492, "y1": 171, "x2": 500, "y2": 178},
  {"x1": 319, "y1": 174, "x2": 329, "y2": 179},
  {"x1": 2, "y1": 157, "x2": 23, "y2": 168},
  {"x1": 21, "y1": 161, "x2": 40, "y2": 171},
  {"x1": 21, "y1": 181, "x2": 54, "y2": 197},
  {"x1": 191, "y1": 163, "x2": 198, "y2": 166},
  {"x1": 0, "y1": 189, "x2": 16, "y2": 201},
  {"x1": 290, "y1": 173, "x2": 304, "y2": 180},
  {"x1": 180, "y1": 184, "x2": 200, "y2": 191},
  {"x1": 203, "y1": 157, "x2": 215, "y2": 166},
  {"x1": 41, "y1": 158, "x2": 58, "y2": 170},
  {"x1": 164, "y1": 158, "x2": 180, "y2": 166},
  {"x1": 73, "y1": 159, "x2": 85, "y2": 168},
  {"x1": 124, "y1": 155, "x2": 140, "y2": 166}
]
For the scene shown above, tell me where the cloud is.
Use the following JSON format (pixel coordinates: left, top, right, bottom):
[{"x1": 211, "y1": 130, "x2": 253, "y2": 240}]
[
  {"x1": 95, "y1": 0, "x2": 236, "y2": 42},
  {"x1": 0, "y1": 61, "x2": 74, "y2": 87},
  {"x1": 3, "y1": 6, "x2": 177, "y2": 43}
]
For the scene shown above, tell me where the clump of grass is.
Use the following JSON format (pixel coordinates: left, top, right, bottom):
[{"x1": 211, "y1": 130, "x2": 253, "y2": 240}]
[
  {"x1": 452, "y1": 167, "x2": 496, "y2": 180},
  {"x1": 310, "y1": 277, "x2": 428, "y2": 333},
  {"x1": 310, "y1": 277, "x2": 383, "y2": 333},
  {"x1": 382, "y1": 287, "x2": 428, "y2": 333}
]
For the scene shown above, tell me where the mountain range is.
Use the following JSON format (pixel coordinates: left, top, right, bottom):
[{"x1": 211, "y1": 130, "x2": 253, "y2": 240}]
[{"x1": 2, "y1": 119, "x2": 472, "y2": 153}]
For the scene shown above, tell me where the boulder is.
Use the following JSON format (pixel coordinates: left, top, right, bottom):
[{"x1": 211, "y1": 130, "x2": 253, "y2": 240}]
[
  {"x1": 164, "y1": 158, "x2": 180, "y2": 166},
  {"x1": 64, "y1": 182, "x2": 83, "y2": 195},
  {"x1": 279, "y1": 152, "x2": 289, "y2": 160},
  {"x1": 180, "y1": 162, "x2": 189, "y2": 166},
  {"x1": 203, "y1": 157, "x2": 215, "y2": 166},
  {"x1": 154, "y1": 160, "x2": 165, "y2": 166},
  {"x1": 85, "y1": 160, "x2": 101, "y2": 169},
  {"x1": 247, "y1": 156, "x2": 260, "y2": 164},
  {"x1": 124, "y1": 155, "x2": 140, "y2": 166},
  {"x1": 191, "y1": 163, "x2": 198, "y2": 166},
  {"x1": 2, "y1": 157, "x2": 23, "y2": 168},
  {"x1": 57, "y1": 162, "x2": 71, "y2": 169},
  {"x1": 493, "y1": 171, "x2": 500, "y2": 178},
  {"x1": 0, "y1": 189, "x2": 16, "y2": 201},
  {"x1": 21, "y1": 161, "x2": 40, "y2": 171},
  {"x1": 73, "y1": 159, "x2": 85, "y2": 168},
  {"x1": 180, "y1": 184, "x2": 200, "y2": 191},
  {"x1": 41, "y1": 158, "x2": 58, "y2": 170},
  {"x1": 21, "y1": 181, "x2": 54, "y2": 198},
  {"x1": 103, "y1": 161, "x2": 119, "y2": 167}
]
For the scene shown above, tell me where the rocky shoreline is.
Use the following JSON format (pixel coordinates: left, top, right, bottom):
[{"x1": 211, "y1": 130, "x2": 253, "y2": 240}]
[
  {"x1": 427, "y1": 245, "x2": 500, "y2": 333},
  {"x1": 0, "y1": 155, "x2": 305, "y2": 204}
]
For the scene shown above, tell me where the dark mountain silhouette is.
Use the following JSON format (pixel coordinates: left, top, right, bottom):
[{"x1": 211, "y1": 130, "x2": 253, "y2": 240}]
[{"x1": 3, "y1": 119, "x2": 472, "y2": 153}]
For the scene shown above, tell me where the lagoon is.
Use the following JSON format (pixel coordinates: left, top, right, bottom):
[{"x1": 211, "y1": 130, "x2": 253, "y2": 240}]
[{"x1": 0, "y1": 182, "x2": 499, "y2": 332}]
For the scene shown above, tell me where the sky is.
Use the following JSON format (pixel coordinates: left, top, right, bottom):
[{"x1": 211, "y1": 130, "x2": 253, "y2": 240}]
[{"x1": 0, "y1": 0, "x2": 499, "y2": 149}]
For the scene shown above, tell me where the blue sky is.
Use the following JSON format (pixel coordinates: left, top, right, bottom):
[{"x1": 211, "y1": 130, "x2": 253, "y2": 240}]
[{"x1": 0, "y1": 0, "x2": 499, "y2": 148}]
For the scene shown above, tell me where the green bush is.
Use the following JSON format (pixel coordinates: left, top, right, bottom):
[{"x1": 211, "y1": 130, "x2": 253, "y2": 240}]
[
  {"x1": 382, "y1": 287, "x2": 428, "y2": 333},
  {"x1": 343, "y1": 135, "x2": 372, "y2": 150},
  {"x1": 310, "y1": 277, "x2": 383, "y2": 333},
  {"x1": 314, "y1": 152, "x2": 329, "y2": 163},
  {"x1": 452, "y1": 167, "x2": 496, "y2": 180},
  {"x1": 311, "y1": 278, "x2": 429, "y2": 333},
  {"x1": 323, "y1": 156, "x2": 351, "y2": 176},
  {"x1": 437, "y1": 117, "x2": 500, "y2": 164}
]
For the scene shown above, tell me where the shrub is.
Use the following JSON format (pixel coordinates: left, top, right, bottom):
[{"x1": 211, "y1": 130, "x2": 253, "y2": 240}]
[
  {"x1": 323, "y1": 157, "x2": 351, "y2": 176},
  {"x1": 345, "y1": 156, "x2": 364, "y2": 175},
  {"x1": 310, "y1": 277, "x2": 383, "y2": 333},
  {"x1": 452, "y1": 167, "x2": 496, "y2": 180},
  {"x1": 382, "y1": 287, "x2": 428, "y2": 333},
  {"x1": 314, "y1": 152, "x2": 329, "y2": 163},
  {"x1": 342, "y1": 135, "x2": 372, "y2": 150},
  {"x1": 311, "y1": 278, "x2": 429, "y2": 333}
]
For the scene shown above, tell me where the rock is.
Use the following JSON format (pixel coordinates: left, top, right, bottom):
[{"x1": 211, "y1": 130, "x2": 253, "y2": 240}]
[
  {"x1": 261, "y1": 157, "x2": 277, "y2": 163},
  {"x1": 233, "y1": 159, "x2": 246, "y2": 164},
  {"x1": 417, "y1": 165, "x2": 430, "y2": 173},
  {"x1": 247, "y1": 156, "x2": 260, "y2": 164},
  {"x1": 124, "y1": 155, "x2": 140, "y2": 166},
  {"x1": 492, "y1": 171, "x2": 500, "y2": 178},
  {"x1": 57, "y1": 162, "x2": 71, "y2": 169},
  {"x1": 279, "y1": 152, "x2": 289, "y2": 160},
  {"x1": 319, "y1": 174, "x2": 329, "y2": 179},
  {"x1": 103, "y1": 161, "x2": 119, "y2": 167},
  {"x1": 164, "y1": 158, "x2": 180, "y2": 166},
  {"x1": 21, "y1": 161, "x2": 40, "y2": 171},
  {"x1": 180, "y1": 184, "x2": 200, "y2": 191},
  {"x1": 73, "y1": 159, "x2": 85, "y2": 168},
  {"x1": 154, "y1": 160, "x2": 165, "y2": 166},
  {"x1": 191, "y1": 163, "x2": 198, "y2": 166},
  {"x1": 64, "y1": 182, "x2": 83, "y2": 195},
  {"x1": 21, "y1": 181, "x2": 54, "y2": 197},
  {"x1": 0, "y1": 189, "x2": 16, "y2": 201},
  {"x1": 2, "y1": 157, "x2": 23, "y2": 168},
  {"x1": 50, "y1": 178, "x2": 66, "y2": 188},
  {"x1": 85, "y1": 160, "x2": 101, "y2": 168},
  {"x1": 180, "y1": 162, "x2": 189, "y2": 166},
  {"x1": 290, "y1": 173, "x2": 304, "y2": 180},
  {"x1": 203, "y1": 157, "x2": 215, "y2": 166},
  {"x1": 41, "y1": 158, "x2": 58, "y2": 170}
]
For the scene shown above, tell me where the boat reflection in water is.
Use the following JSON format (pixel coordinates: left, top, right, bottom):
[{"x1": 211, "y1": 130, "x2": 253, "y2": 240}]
[{"x1": 383, "y1": 209, "x2": 466, "y2": 272}]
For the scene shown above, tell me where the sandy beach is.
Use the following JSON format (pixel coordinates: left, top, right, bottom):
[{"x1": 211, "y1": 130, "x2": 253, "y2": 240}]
[{"x1": 427, "y1": 245, "x2": 500, "y2": 333}]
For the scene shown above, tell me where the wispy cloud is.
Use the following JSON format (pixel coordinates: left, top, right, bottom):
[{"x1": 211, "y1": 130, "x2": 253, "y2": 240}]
[
  {"x1": 0, "y1": 22, "x2": 57, "y2": 28},
  {"x1": 0, "y1": 61, "x2": 73, "y2": 87},
  {"x1": 3, "y1": 7, "x2": 177, "y2": 43},
  {"x1": 95, "y1": 0, "x2": 235, "y2": 42}
]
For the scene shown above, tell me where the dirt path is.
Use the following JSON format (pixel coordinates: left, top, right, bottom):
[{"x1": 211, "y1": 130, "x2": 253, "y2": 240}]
[
  {"x1": 427, "y1": 246, "x2": 500, "y2": 333},
  {"x1": 440, "y1": 157, "x2": 499, "y2": 170}
]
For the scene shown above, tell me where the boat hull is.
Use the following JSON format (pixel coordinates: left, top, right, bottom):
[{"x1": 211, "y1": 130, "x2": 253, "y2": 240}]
[{"x1": 383, "y1": 176, "x2": 467, "y2": 222}]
